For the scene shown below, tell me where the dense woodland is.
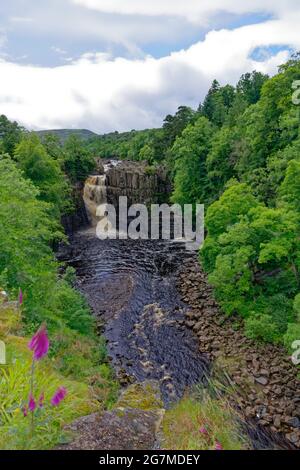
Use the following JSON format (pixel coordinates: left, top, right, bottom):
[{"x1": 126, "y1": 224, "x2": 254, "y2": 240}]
[
  {"x1": 87, "y1": 55, "x2": 300, "y2": 348},
  {"x1": 0, "y1": 116, "x2": 118, "y2": 449},
  {"x1": 1, "y1": 54, "x2": 300, "y2": 376}
]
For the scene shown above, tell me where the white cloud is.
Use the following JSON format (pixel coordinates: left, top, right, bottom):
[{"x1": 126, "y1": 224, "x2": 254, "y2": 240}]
[
  {"x1": 10, "y1": 17, "x2": 34, "y2": 24},
  {"x1": 0, "y1": 14, "x2": 299, "y2": 133},
  {"x1": 71, "y1": 0, "x2": 299, "y2": 23},
  {"x1": 51, "y1": 46, "x2": 67, "y2": 55},
  {"x1": 0, "y1": 31, "x2": 7, "y2": 49}
]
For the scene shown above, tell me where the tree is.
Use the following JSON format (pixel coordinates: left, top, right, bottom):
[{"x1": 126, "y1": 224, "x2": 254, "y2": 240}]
[
  {"x1": 206, "y1": 127, "x2": 236, "y2": 200},
  {"x1": 234, "y1": 59, "x2": 300, "y2": 180},
  {"x1": 63, "y1": 135, "x2": 95, "y2": 182},
  {"x1": 0, "y1": 114, "x2": 23, "y2": 155},
  {"x1": 201, "y1": 182, "x2": 299, "y2": 341},
  {"x1": 202, "y1": 81, "x2": 235, "y2": 127},
  {"x1": 0, "y1": 155, "x2": 93, "y2": 334},
  {"x1": 163, "y1": 106, "x2": 196, "y2": 150},
  {"x1": 139, "y1": 144, "x2": 155, "y2": 163},
  {"x1": 14, "y1": 133, "x2": 71, "y2": 217},
  {"x1": 279, "y1": 159, "x2": 300, "y2": 214},
  {"x1": 41, "y1": 133, "x2": 63, "y2": 161},
  {"x1": 202, "y1": 80, "x2": 220, "y2": 122},
  {"x1": 237, "y1": 71, "x2": 269, "y2": 105},
  {"x1": 0, "y1": 155, "x2": 57, "y2": 291},
  {"x1": 170, "y1": 117, "x2": 213, "y2": 205}
]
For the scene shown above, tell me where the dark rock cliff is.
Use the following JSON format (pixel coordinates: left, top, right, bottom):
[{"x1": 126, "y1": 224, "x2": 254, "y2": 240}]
[{"x1": 103, "y1": 160, "x2": 171, "y2": 207}]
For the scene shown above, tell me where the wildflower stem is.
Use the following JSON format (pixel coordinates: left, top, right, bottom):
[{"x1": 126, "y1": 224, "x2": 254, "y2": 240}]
[{"x1": 30, "y1": 359, "x2": 35, "y2": 439}]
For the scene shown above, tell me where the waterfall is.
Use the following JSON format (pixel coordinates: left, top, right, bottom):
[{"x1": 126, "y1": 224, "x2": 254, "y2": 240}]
[
  {"x1": 83, "y1": 160, "x2": 120, "y2": 227},
  {"x1": 83, "y1": 174, "x2": 108, "y2": 226}
]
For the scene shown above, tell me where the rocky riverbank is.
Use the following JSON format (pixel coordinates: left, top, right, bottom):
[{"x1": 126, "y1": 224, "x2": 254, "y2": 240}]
[{"x1": 178, "y1": 258, "x2": 300, "y2": 448}]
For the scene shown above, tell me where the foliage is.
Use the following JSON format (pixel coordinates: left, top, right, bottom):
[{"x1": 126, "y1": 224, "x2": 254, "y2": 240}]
[
  {"x1": 0, "y1": 333, "x2": 97, "y2": 450},
  {"x1": 236, "y1": 71, "x2": 269, "y2": 105},
  {"x1": 162, "y1": 106, "x2": 197, "y2": 149},
  {"x1": 283, "y1": 323, "x2": 300, "y2": 353},
  {"x1": 294, "y1": 294, "x2": 300, "y2": 321},
  {"x1": 170, "y1": 117, "x2": 213, "y2": 205},
  {"x1": 0, "y1": 119, "x2": 118, "y2": 451},
  {"x1": 63, "y1": 134, "x2": 95, "y2": 182},
  {"x1": 0, "y1": 300, "x2": 118, "y2": 450},
  {"x1": 206, "y1": 126, "x2": 236, "y2": 201},
  {"x1": 162, "y1": 393, "x2": 248, "y2": 450},
  {"x1": 201, "y1": 80, "x2": 236, "y2": 127},
  {"x1": 201, "y1": 182, "x2": 300, "y2": 340},
  {"x1": 0, "y1": 114, "x2": 23, "y2": 155},
  {"x1": 14, "y1": 134, "x2": 72, "y2": 217},
  {"x1": 0, "y1": 156, "x2": 93, "y2": 334},
  {"x1": 245, "y1": 314, "x2": 281, "y2": 343}
]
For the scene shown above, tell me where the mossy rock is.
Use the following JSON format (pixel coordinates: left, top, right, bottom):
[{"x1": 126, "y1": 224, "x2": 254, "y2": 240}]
[{"x1": 116, "y1": 380, "x2": 163, "y2": 411}]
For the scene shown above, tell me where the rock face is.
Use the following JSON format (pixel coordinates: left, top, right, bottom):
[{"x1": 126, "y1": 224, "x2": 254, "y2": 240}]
[
  {"x1": 104, "y1": 160, "x2": 170, "y2": 207},
  {"x1": 83, "y1": 159, "x2": 171, "y2": 227},
  {"x1": 57, "y1": 381, "x2": 164, "y2": 450}
]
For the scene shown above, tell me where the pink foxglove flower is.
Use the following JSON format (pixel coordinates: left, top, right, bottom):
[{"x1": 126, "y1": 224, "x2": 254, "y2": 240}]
[
  {"x1": 199, "y1": 426, "x2": 208, "y2": 435},
  {"x1": 28, "y1": 324, "x2": 49, "y2": 361},
  {"x1": 22, "y1": 406, "x2": 28, "y2": 417},
  {"x1": 51, "y1": 387, "x2": 67, "y2": 407},
  {"x1": 38, "y1": 392, "x2": 45, "y2": 408},
  {"x1": 28, "y1": 394, "x2": 36, "y2": 413},
  {"x1": 215, "y1": 442, "x2": 223, "y2": 450}
]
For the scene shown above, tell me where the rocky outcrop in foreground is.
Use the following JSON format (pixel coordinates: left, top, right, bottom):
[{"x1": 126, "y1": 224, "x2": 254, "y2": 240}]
[
  {"x1": 178, "y1": 258, "x2": 300, "y2": 448},
  {"x1": 57, "y1": 381, "x2": 164, "y2": 450}
]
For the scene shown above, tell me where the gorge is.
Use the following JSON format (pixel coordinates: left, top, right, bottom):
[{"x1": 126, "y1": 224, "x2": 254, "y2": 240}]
[{"x1": 58, "y1": 161, "x2": 299, "y2": 450}]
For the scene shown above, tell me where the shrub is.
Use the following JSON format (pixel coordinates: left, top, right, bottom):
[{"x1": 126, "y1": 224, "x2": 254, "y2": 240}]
[
  {"x1": 283, "y1": 323, "x2": 300, "y2": 353},
  {"x1": 162, "y1": 394, "x2": 248, "y2": 450},
  {"x1": 244, "y1": 314, "x2": 280, "y2": 343}
]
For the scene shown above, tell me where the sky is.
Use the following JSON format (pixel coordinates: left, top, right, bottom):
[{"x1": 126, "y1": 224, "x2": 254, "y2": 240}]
[{"x1": 0, "y1": 1, "x2": 299, "y2": 133}]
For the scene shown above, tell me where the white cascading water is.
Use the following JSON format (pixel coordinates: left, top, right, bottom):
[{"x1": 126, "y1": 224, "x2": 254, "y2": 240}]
[
  {"x1": 83, "y1": 160, "x2": 120, "y2": 230},
  {"x1": 83, "y1": 174, "x2": 108, "y2": 226}
]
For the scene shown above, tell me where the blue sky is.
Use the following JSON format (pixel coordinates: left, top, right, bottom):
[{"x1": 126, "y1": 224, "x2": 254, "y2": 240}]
[{"x1": 0, "y1": 1, "x2": 299, "y2": 132}]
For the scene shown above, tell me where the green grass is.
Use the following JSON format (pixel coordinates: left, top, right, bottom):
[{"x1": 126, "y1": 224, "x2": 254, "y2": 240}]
[
  {"x1": 162, "y1": 391, "x2": 249, "y2": 450},
  {"x1": 0, "y1": 303, "x2": 119, "y2": 449}
]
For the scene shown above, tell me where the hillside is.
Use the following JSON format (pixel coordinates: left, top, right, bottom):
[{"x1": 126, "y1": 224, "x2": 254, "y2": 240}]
[{"x1": 36, "y1": 128, "x2": 98, "y2": 144}]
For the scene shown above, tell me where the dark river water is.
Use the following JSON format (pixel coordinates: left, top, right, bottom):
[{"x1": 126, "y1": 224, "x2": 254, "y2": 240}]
[{"x1": 66, "y1": 229, "x2": 209, "y2": 406}]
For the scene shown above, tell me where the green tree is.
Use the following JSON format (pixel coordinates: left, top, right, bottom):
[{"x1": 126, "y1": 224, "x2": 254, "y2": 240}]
[
  {"x1": 236, "y1": 71, "x2": 269, "y2": 105},
  {"x1": 139, "y1": 144, "x2": 155, "y2": 163},
  {"x1": 234, "y1": 58, "x2": 300, "y2": 181},
  {"x1": 171, "y1": 117, "x2": 213, "y2": 205},
  {"x1": 63, "y1": 135, "x2": 95, "y2": 182},
  {"x1": 14, "y1": 134, "x2": 71, "y2": 217},
  {"x1": 0, "y1": 114, "x2": 23, "y2": 155},
  {"x1": 41, "y1": 133, "x2": 63, "y2": 161},
  {"x1": 163, "y1": 106, "x2": 197, "y2": 150},
  {"x1": 201, "y1": 182, "x2": 299, "y2": 341},
  {"x1": 202, "y1": 81, "x2": 235, "y2": 127},
  {"x1": 279, "y1": 159, "x2": 300, "y2": 214},
  {"x1": 0, "y1": 155, "x2": 93, "y2": 334},
  {"x1": 206, "y1": 127, "x2": 236, "y2": 200}
]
